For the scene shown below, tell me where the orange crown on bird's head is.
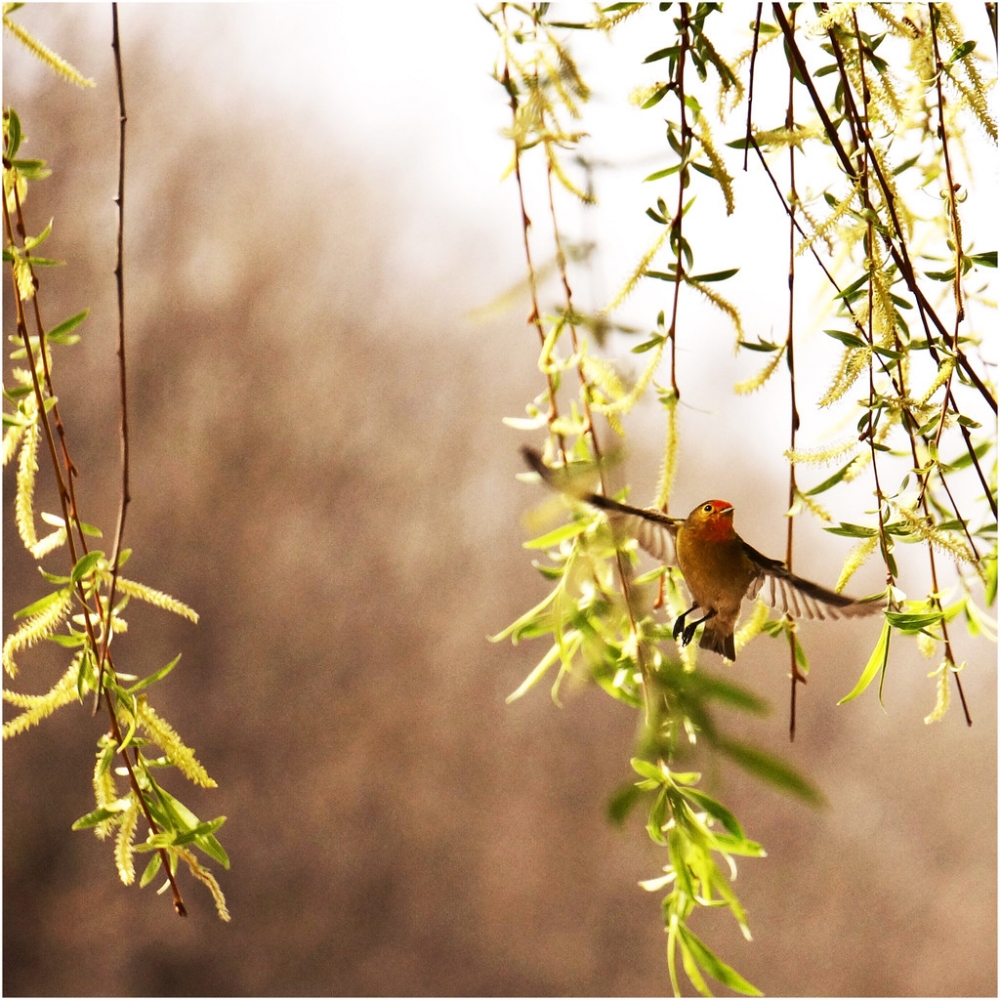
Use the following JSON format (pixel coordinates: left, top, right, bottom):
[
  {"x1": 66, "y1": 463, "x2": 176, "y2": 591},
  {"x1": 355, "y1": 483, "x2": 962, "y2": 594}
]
[
  {"x1": 698, "y1": 500, "x2": 732, "y2": 514},
  {"x1": 686, "y1": 500, "x2": 736, "y2": 542}
]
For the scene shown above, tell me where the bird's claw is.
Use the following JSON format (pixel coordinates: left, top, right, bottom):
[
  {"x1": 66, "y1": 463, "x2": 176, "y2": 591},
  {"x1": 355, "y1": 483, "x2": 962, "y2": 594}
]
[
  {"x1": 673, "y1": 605, "x2": 713, "y2": 647},
  {"x1": 671, "y1": 614, "x2": 699, "y2": 647}
]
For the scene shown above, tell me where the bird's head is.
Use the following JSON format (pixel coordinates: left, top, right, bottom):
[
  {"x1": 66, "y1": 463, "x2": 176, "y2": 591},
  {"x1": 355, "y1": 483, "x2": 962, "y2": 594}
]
[{"x1": 685, "y1": 499, "x2": 736, "y2": 541}]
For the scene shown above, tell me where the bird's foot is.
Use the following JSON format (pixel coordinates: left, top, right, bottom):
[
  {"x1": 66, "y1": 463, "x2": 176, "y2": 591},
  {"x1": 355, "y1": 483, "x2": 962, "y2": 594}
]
[{"x1": 672, "y1": 605, "x2": 696, "y2": 641}]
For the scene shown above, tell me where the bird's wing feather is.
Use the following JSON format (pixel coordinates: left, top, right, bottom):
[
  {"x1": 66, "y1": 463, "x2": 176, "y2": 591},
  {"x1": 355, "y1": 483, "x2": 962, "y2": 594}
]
[
  {"x1": 521, "y1": 446, "x2": 681, "y2": 564},
  {"x1": 587, "y1": 494, "x2": 681, "y2": 564},
  {"x1": 741, "y1": 541, "x2": 883, "y2": 620}
]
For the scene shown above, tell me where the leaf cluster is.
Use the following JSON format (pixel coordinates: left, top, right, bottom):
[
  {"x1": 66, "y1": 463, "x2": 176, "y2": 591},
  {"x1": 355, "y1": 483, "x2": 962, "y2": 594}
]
[
  {"x1": 3, "y1": 13, "x2": 227, "y2": 920},
  {"x1": 490, "y1": 4, "x2": 995, "y2": 995}
]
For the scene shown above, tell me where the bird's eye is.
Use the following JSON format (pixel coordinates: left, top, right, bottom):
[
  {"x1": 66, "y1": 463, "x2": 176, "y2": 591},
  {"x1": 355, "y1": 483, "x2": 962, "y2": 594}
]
[{"x1": 702, "y1": 503, "x2": 713, "y2": 513}]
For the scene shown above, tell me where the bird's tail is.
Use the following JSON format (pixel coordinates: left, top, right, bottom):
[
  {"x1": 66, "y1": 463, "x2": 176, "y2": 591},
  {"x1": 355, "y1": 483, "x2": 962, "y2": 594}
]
[{"x1": 699, "y1": 623, "x2": 736, "y2": 662}]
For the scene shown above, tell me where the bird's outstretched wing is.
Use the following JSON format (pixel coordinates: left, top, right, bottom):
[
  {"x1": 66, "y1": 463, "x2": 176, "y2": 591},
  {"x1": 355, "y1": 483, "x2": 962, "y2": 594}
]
[
  {"x1": 521, "y1": 446, "x2": 884, "y2": 620},
  {"x1": 588, "y1": 492, "x2": 681, "y2": 564},
  {"x1": 521, "y1": 446, "x2": 682, "y2": 564},
  {"x1": 740, "y1": 541, "x2": 883, "y2": 621}
]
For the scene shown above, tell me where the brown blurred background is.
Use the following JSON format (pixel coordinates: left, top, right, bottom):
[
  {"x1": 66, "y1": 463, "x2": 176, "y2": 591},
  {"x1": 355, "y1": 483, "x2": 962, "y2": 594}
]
[{"x1": 3, "y1": 6, "x2": 995, "y2": 997}]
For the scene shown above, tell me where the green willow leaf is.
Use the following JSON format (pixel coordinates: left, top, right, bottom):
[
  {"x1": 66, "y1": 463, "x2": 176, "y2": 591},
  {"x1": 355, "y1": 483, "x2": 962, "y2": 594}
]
[
  {"x1": 806, "y1": 457, "x2": 859, "y2": 496},
  {"x1": 677, "y1": 925, "x2": 764, "y2": 997},
  {"x1": 607, "y1": 783, "x2": 643, "y2": 826},
  {"x1": 825, "y1": 522, "x2": 878, "y2": 538},
  {"x1": 687, "y1": 267, "x2": 738, "y2": 282},
  {"x1": 738, "y1": 338, "x2": 780, "y2": 352},
  {"x1": 717, "y1": 739, "x2": 824, "y2": 806},
  {"x1": 966, "y1": 250, "x2": 996, "y2": 267},
  {"x1": 643, "y1": 45, "x2": 680, "y2": 64},
  {"x1": 884, "y1": 611, "x2": 944, "y2": 633},
  {"x1": 947, "y1": 40, "x2": 976, "y2": 64},
  {"x1": 13, "y1": 587, "x2": 70, "y2": 619},
  {"x1": 631, "y1": 757, "x2": 667, "y2": 784},
  {"x1": 139, "y1": 853, "x2": 162, "y2": 888},
  {"x1": 45, "y1": 308, "x2": 89, "y2": 343},
  {"x1": 645, "y1": 164, "x2": 682, "y2": 182},
  {"x1": 22, "y1": 219, "x2": 53, "y2": 251},
  {"x1": 824, "y1": 328, "x2": 867, "y2": 348},
  {"x1": 682, "y1": 787, "x2": 743, "y2": 839},
  {"x1": 839, "y1": 620, "x2": 890, "y2": 705},
  {"x1": 642, "y1": 84, "x2": 672, "y2": 109},
  {"x1": 6, "y1": 107, "x2": 22, "y2": 158},
  {"x1": 522, "y1": 520, "x2": 588, "y2": 549},
  {"x1": 46, "y1": 633, "x2": 85, "y2": 648},
  {"x1": 71, "y1": 801, "x2": 130, "y2": 829},
  {"x1": 71, "y1": 550, "x2": 104, "y2": 583},
  {"x1": 632, "y1": 334, "x2": 666, "y2": 353},
  {"x1": 124, "y1": 653, "x2": 183, "y2": 695}
]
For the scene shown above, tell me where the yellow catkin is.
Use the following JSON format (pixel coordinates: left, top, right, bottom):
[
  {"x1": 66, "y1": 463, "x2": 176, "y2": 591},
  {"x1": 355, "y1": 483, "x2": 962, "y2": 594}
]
[
  {"x1": 606, "y1": 229, "x2": 670, "y2": 313},
  {"x1": 916, "y1": 631, "x2": 938, "y2": 659},
  {"x1": 115, "y1": 578, "x2": 199, "y2": 623},
  {"x1": 734, "y1": 600, "x2": 770, "y2": 655},
  {"x1": 785, "y1": 438, "x2": 858, "y2": 466},
  {"x1": 797, "y1": 491, "x2": 833, "y2": 524},
  {"x1": 692, "y1": 110, "x2": 735, "y2": 216},
  {"x1": 735, "y1": 346, "x2": 785, "y2": 396},
  {"x1": 686, "y1": 279, "x2": 744, "y2": 347},
  {"x1": 15, "y1": 419, "x2": 39, "y2": 551},
  {"x1": 136, "y1": 699, "x2": 216, "y2": 788},
  {"x1": 836, "y1": 534, "x2": 879, "y2": 592},
  {"x1": 2, "y1": 657, "x2": 80, "y2": 736},
  {"x1": 2, "y1": 589, "x2": 72, "y2": 677},
  {"x1": 175, "y1": 846, "x2": 231, "y2": 922},
  {"x1": 924, "y1": 661, "x2": 951, "y2": 724},
  {"x1": 91, "y1": 751, "x2": 120, "y2": 841},
  {"x1": 3, "y1": 422, "x2": 25, "y2": 466},
  {"x1": 2, "y1": 15, "x2": 95, "y2": 87},
  {"x1": 655, "y1": 391, "x2": 679, "y2": 511},
  {"x1": 114, "y1": 802, "x2": 139, "y2": 885}
]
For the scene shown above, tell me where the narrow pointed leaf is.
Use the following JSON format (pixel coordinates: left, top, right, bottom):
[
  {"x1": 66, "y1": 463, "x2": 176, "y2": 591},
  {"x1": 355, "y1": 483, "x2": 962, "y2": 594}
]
[{"x1": 839, "y1": 620, "x2": 891, "y2": 705}]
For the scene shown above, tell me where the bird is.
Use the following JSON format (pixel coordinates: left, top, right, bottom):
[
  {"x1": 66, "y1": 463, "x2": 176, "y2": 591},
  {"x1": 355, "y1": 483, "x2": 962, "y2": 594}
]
[{"x1": 521, "y1": 446, "x2": 883, "y2": 661}]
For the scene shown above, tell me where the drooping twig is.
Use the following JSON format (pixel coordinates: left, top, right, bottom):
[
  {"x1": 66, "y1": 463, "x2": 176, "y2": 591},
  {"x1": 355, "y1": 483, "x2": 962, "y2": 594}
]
[
  {"x1": 852, "y1": 9, "x2": 971, "y2": 725},
  {"x1": 664, "y1": 8, "x2": 691, "y2": 408},
  {"x1": 500, "y1": 5, "x2": 566, "y2": 463},
  {"x1": 774, "y1": 3, "x2": 995, "y2": 414},
  {"x1": 94, "y1": 2, "x2": 131, "y2": 710},
  {"x1": 782, "y1": 8, "x2": 804, "y2": 741},
  {"x1": 743, "y1": 4, "x2": 763, "y2": 173},
  {"x1": 3, "y1": 6, "x2": 189, "y2": 912},
  {"x1": 100, "y1": 3, "x2": 190, "y2": 913},
  {"x1": 542, "y1": 149, "x2": 654, "y2": 722}
]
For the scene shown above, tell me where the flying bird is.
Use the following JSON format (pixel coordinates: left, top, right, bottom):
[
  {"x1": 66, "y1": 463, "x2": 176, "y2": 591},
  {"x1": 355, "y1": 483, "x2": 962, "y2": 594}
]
[{"x1": 521, "y1": 446, "x2": 883, "y2": 661}]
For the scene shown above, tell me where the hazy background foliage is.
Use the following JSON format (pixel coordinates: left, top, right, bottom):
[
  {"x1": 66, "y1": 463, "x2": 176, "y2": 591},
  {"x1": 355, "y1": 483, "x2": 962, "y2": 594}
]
[{"x1": 3, "y1": 6, "x2": 995, "y2": 996}]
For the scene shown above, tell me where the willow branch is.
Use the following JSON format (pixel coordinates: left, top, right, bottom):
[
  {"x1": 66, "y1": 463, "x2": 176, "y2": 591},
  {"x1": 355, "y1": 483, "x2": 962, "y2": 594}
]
[
  {"x1": 781, "y1": 8, "x2": 805, "y2": 741},
  {"x1": 95, "y1": 2, "x2": 131, "y2": 707},
  {"x1": 775, "y1": 3, "x2": 995, "y2": 413},
  {"x1": 500, "y1": 5, "x2": 566, "y2": 462},
  {"x1": 742, "y1": 4, "x2": 763, "y2": 173}
]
